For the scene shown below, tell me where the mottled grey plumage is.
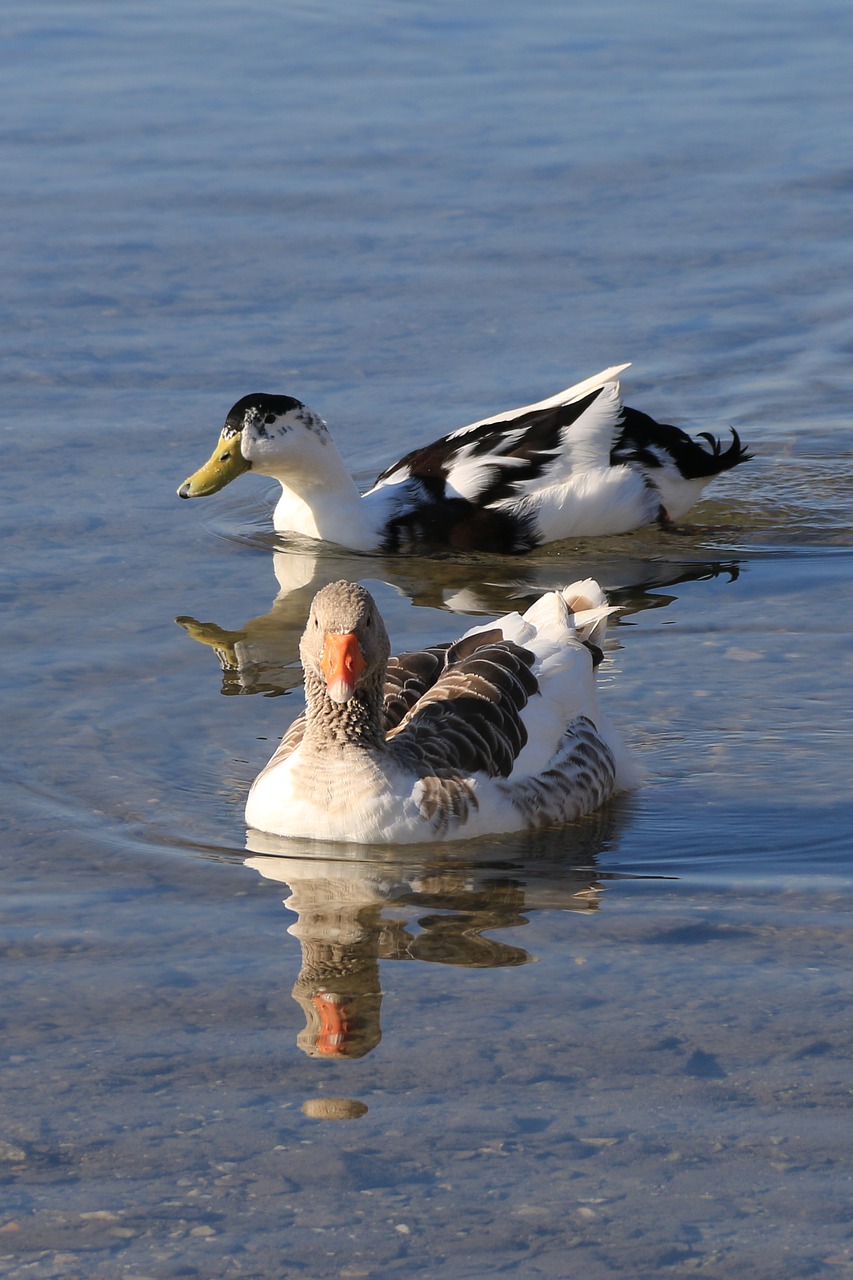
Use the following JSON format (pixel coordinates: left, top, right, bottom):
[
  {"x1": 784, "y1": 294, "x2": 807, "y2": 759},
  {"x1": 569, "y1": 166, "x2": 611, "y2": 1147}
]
[{"x1": 501, "y1": 716, "x2": 617, "y2": 827}]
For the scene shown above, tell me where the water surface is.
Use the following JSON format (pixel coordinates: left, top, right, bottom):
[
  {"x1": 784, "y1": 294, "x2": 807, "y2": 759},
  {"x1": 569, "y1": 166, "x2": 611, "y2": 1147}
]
[{"x1": 2, "y1": 2, "x2": 852, "y2": 1277}]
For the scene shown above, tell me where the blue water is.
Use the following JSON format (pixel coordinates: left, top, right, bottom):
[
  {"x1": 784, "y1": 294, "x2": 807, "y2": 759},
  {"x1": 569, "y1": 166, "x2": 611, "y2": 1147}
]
[{"x1": 2, "y1": 2, "x2": 852, "y2": 1277}]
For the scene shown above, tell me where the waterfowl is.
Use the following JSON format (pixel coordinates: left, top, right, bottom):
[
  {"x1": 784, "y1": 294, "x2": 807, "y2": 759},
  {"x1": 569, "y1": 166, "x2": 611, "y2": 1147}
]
[
  {"x1": 244, "y1": 578, "x2": 634, "y2": 844},
  {"x1": 177, "y1": 365, "x2": 750, "y2": 553}
]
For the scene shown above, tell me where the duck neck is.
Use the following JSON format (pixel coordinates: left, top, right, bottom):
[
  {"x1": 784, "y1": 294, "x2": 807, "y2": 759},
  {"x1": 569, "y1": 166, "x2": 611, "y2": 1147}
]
[
  {"x1": 303, "y1": 669, "x2": 387, "y2": 752},
  {"x1": 268, "y1": 441, "x2": 380, "y2": 550}
]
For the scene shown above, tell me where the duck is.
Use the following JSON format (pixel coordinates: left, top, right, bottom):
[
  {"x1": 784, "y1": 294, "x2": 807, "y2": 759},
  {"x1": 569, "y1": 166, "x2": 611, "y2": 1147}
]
[
  {"x1": 177, "y1": 365, "x2": 750, "y2": 554},
  {"x1": 244, "y1": 578, "x2": 635, "y2": 844}
]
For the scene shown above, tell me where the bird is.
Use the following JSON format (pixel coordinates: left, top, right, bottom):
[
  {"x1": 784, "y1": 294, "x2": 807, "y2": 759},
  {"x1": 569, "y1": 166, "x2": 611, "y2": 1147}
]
[
  {"x1": 177, "y1": 365, "x2": 750, "y2": 554},
  {"x1": 243, "y1": 578, "x2": 635, "y2": 844}
]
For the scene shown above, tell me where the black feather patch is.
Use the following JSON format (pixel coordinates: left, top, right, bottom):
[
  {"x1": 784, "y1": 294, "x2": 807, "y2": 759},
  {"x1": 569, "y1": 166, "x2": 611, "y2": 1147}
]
[
  {"x1": 225, "y1": 393, "x2": 304, "y2": 436},
  {"x1": 613, "y1": 406, "x2": 752, "y2": 479},
  {"x1": 380, "y1": 495, "x2": 540, "y2": 555}
]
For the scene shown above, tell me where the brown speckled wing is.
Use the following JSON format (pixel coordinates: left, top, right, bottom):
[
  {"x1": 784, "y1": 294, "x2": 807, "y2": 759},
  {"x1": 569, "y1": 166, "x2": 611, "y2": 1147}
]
[
  {"x1": 500, "y1": 716, "x2": 617, "y2": 825},
  {"x1": 382, "y1": 644, "x2": 453, "y2": 731},
  {"x1": 389, "y1": 633, "x2": 539, "y2": 779}
]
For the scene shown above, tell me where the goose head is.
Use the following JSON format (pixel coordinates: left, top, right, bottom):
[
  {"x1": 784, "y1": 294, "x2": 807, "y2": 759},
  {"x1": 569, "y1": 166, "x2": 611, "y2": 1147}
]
[
  {"x1": 301, "y1": 581, "x2": 391, "y2": 706},
  {"x1": 177, "y1": 393, "x2": 332, "y2": 498}
]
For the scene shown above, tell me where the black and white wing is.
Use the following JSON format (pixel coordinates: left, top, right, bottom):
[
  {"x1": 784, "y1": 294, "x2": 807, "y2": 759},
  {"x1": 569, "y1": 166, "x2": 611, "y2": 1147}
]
[{"x1": 364, "y1": 365, "x2": 630, "y2": 552}]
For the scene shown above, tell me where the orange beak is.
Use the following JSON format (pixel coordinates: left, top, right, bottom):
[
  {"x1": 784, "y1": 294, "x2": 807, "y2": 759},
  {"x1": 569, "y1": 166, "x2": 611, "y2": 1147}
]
[{"x1": 320, "y1": 631, "x2": 366, "y2": 702}]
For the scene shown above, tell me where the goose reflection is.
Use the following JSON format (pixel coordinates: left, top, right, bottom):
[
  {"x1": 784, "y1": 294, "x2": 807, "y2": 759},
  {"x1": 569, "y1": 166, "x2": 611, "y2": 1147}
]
[
  {"x1": 177, "y1": 543, "x2": 740, "y2": 698},
  {"x1": 244, "y1": 803, "x2": 630, "y2": 1059}
]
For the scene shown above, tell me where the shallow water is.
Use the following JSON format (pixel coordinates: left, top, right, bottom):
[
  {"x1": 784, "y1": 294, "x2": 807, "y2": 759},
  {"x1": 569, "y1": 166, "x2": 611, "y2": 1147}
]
[{"x1": 2, "y1": 2, "x2": 853, "y2": 1277}]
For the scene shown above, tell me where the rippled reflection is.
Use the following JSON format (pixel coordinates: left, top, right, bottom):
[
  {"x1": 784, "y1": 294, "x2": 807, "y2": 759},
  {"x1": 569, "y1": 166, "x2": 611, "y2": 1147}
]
[
  {"x1": 177, "y1": 544, "x2": 741, "y2": 696},
  {"x1": 244, "y1": 803, "x2": 635, "y2": 1059}
]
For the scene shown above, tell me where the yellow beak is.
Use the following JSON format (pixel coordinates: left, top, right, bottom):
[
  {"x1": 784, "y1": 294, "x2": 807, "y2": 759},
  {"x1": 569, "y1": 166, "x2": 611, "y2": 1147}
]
[{"x1": 177, "y1": 431, "x2": 251, "y2": 498}]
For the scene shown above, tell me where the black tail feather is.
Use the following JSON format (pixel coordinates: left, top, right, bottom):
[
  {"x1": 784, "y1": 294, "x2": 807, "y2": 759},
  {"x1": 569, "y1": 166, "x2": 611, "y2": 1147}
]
[{"x1": 615, "y1": 407, "x2": 753, "y2": 480}]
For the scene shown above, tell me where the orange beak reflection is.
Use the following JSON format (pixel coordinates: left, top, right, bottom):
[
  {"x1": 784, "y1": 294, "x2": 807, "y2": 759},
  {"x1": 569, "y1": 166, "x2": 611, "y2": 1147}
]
[
  {"x1": 320, "y1": 631, "x2": 367, "y2": 703},
  {"x1": 311, "y1": 993, "x2": 354, "y2": 1056}
]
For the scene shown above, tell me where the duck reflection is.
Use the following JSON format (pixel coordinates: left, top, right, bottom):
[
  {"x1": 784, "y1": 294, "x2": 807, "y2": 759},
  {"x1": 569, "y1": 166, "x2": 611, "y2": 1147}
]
[
  {"x1": 177, "y1": 543, "x2": 740, "y2": 697},
  {"x1": 244, "y1": 802, "x2": 630, "y2": 1059}
]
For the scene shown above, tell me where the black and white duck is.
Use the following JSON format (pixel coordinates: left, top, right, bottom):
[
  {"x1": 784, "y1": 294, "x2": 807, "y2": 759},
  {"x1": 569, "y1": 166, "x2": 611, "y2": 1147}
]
[{"x1": 177, "y1": 365, "x2": 750, "y2": 553}]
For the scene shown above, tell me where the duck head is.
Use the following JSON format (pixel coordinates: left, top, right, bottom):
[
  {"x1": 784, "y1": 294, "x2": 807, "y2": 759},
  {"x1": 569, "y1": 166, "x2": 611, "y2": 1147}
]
[{"x1": 177, "y1": 393, "x2": 328, "y2": 498}]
